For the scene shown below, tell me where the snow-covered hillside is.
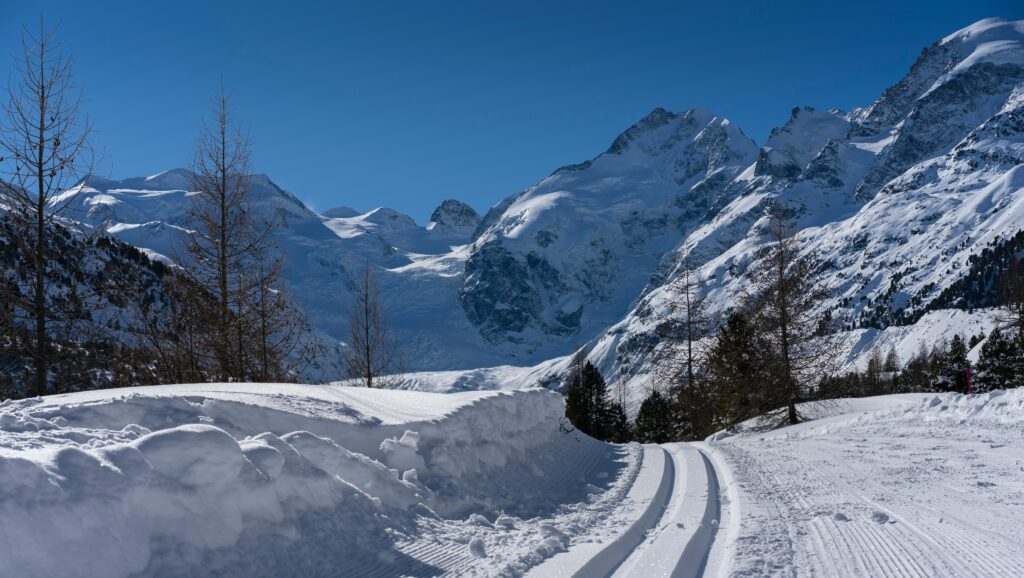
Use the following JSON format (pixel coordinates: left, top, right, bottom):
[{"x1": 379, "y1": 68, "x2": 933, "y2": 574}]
[
  {"x1": 57, "y1": 171, "x2": 513, "y2": 372},
  {"x1": 60, "y1": 107, "x2": 758, "y2": 372},
  {"x1": 460, "y1": 107, "x2": 757, "y2": 353},
  {"x1": 0, "y1": 384, "x2": 639, "y2": 577},
  {"x1": 585, "y1": 17, "x2": 1024, "y2": 399}
]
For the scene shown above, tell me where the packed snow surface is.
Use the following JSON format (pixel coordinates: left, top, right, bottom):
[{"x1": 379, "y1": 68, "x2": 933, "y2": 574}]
[
  {"x1": 0, "y1": 384, "x2": 638, "y2": 577},
  {"x1": 705, "y1": 390, "x2": 1024, "y2": 577}
]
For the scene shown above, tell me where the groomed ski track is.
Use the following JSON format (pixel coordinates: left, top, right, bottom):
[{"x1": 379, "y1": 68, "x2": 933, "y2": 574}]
[{"x1": 528, "y1": 442, "x2": 724, "y2": 578}]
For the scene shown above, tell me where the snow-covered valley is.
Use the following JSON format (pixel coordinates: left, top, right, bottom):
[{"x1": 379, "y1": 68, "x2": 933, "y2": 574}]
[
  {"x1": 2, "y1": 384, "x2": 1021, "y2": 577},
  {"x1": 3, "y1": 9, "x2": 1024, "y2": 578}
]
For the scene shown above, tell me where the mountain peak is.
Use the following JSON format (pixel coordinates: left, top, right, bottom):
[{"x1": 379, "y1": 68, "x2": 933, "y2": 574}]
[
  {"x1": 940, "y1": 17, "x2": 1013, "y2": 46},
  {"x1": 853, "y1": 17, "x2": 1024, "y2": 136},
  {"x1": 322, "y1": 206, "x2": 360, "y2": 219},
  {"x1": 605, "y1": 108, "x2": 679, "y2": 155},
  {"x1": 429, "y1": 199, "x2": 481, "y2": 230},
  {"x1": 141, "y1": 168, "x2": 194, "y2": 190}
]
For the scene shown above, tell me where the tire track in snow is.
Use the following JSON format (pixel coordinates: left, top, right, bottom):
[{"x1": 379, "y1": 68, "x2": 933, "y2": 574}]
[
  {"x1": 612, "y1": 444, "x2": 722, "y2": 578},
  {"x1": 527, "y1": 442, "x2": 724, "y2": 578}
]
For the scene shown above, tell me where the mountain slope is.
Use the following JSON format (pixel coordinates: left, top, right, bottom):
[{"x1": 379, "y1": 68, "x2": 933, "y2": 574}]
[
  {"x1": 460, "y1": 107, "x2": 757, "y2": 353},
  {"x1": 584, "y1": 17, "x2": 1024, "y2": 402}
]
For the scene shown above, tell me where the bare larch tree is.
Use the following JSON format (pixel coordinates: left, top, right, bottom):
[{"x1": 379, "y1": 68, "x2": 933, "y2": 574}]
[
  {"x1": 345, "y1": 265, "x2": 403, "y2": 387},
  {"x1": 182, "y1": 82, "x2": 276, "y2": 381},
  {"x1": 746, "y1": 205, "x2": 837, "y2": 425},
  {"x1": 654, "y1": 258, "x2": 713, "y2": 438},
  {"x1": 0, "y1": 21, "x2": 93, "y2": 395}
]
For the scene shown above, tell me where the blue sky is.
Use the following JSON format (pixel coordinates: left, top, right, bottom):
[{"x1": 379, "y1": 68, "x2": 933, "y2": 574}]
[{"x1": 3, "y1": 1, "x2": 1022, "y2": 221}]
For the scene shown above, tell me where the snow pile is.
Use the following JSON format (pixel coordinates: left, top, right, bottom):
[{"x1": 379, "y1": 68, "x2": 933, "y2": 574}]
[
  {"x1": 0, "y1": 384, "x2": 623, "y2": 577},
  {"x1": 911, "y1": 387, "x2": 1024, "y2": 424}
]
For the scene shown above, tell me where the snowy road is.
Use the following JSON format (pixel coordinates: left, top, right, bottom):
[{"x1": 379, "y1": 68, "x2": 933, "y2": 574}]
[
  {"x1": 532, "y1": 391, "x2": 1024, "y2": 578},
  {"x1": 2, "y1": 386, "x2": 1021, "y2": 577},
  {"x1": 529, "y1": 443, "x2": 723, "y2": 578}
]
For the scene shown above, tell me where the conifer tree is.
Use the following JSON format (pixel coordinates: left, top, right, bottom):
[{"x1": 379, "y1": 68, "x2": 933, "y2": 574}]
[
  {"x1": 705, "y1": 311, "x2": 770, "y2": 429},
  {"x1": 975, "y1": 328, "x2": 1018, "y2": 392},
  {"x1": 635, "y1": 389, "x2": 673, "y2": 443},
  {"x1": 602, "y1": 401, "x2": 632, "y2": 443},
  {"x1": 935, "y1": 335, "x2": 970, "y2": 393},
  {"x1": 563, "y1": 357, "x2": 611, "y2": 439}
]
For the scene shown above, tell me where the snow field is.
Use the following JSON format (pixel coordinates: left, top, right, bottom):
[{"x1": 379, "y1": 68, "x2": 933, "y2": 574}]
[
  {"x1": 709, "y1": 389, "x2": 1024, "y2": 577},
  {"x1": 0, "y1": 384, "x2": 635, "y2": 577}
]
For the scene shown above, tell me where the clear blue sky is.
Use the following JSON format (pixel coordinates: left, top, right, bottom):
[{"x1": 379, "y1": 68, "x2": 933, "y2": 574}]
[{"x1": 3, "y1": 1, "x2": 1022, "y2": 221}]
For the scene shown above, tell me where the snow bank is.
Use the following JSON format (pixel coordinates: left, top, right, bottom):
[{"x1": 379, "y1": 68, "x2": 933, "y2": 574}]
[{"x1": 0, "y1": 383, "x2": 612, "y2": 577}]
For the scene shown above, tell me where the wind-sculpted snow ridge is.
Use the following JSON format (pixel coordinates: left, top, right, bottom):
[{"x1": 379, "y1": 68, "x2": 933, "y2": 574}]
[
  {"x1": 704, "y1": 389, "x2": 1024, "y2": 577},
  {"x1": 0, "y1": 384, "x2": 638, "y2": 577}
]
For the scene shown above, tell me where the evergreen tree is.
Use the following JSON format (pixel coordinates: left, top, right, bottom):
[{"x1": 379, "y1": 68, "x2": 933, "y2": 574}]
[
  {"x1": 935, "y1": 335, "x2": 970, "y2": 393},
  {"x1": 602, "y1": 402, "x2": 632, "y2": 443},
  {"x1": 704, "y1": 311, "x2": 772, "y2": 429},
  {"x1": 634, "y1": 389, "x2": 673, "y2": 443},
  {"x1": 975, "y1": 328, "x2": 1018, "y2": 392},
  {"x1": 897, "y1": 344, "x2": 934, "y2": 393},
  {"x1": 563, "y1": 358, "x2": 611, "y2": 440}
]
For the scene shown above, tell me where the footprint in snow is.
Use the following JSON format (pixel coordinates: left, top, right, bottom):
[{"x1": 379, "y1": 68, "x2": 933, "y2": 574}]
[
  {"x1": 833, "y1": 513, "x2": 851, "y2": 522},
  {"x1": 871, "y1": 512, "x2": 890, "y2": 524}
]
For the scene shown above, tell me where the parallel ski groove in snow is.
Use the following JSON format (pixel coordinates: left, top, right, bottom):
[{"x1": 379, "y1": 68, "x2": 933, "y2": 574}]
[{"x1": 611, "y1": 444, "x2": 721, "y2": 578}]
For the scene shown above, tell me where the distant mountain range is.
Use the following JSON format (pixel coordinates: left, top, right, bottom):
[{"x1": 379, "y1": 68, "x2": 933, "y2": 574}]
[{"x1": 56, "y1": 17, "x2": 1024, "y2": 402}]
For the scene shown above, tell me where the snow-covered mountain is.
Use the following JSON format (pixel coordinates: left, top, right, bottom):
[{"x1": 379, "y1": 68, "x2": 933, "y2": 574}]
[
  {"x1": 57, "y1": 18, "x2": 1024, "y2": 391},
  {"x1": 584, "y1": 17, "x2": 1024, "y2": 400},
  {"x1": 459, "y1": 107, "x2": 757, "y2": 351},
  {"x1": 62, "y1": 108, "x2": 757, "y2": 373}
]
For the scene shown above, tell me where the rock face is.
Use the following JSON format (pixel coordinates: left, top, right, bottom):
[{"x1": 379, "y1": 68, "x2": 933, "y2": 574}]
[{"x1": 428, "y1": 200, "x2": 481, "y2": 232}]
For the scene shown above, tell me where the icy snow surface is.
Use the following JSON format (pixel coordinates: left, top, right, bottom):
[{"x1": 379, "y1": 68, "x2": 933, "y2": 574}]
[{"x1": 0, "y1": 384, "x2": 639, "y2": 577}]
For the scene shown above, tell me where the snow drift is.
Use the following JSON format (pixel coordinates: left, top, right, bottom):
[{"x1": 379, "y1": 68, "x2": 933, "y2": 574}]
[{"x1": 0, "y1": 384, "x2": 632, "y2": 577}]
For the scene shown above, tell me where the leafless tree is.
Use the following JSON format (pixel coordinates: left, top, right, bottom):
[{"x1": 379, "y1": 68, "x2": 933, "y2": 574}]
[
  {"x1": 996, "y1": 257, "x2": 1024, "y2": 346},
  {"x1": 0, "y1": 21, "x2": 94, "y2": 395},
  {"x1": 180, "y1": 81, "x2": 277, "y2": 381},
  {"x1": 746, "y1": 205, "x2": 839, "y2": 425},
  {"x1": 654, "y1": 258, "x2": 713, "y2": 438},
  {"x1": 242, "y1": 250, "x2": 322, "y2": 382},
  {"x1": 112, "y1": 254, "x2": 211, "y2": 385},
  {"x1": 345, "y1": 265, "x2": 403, "y2": 387}
]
